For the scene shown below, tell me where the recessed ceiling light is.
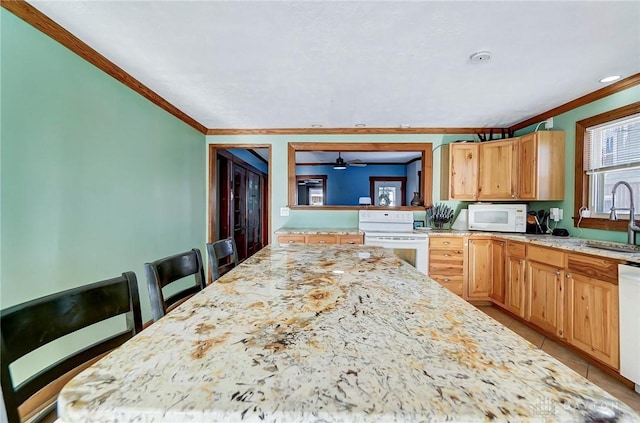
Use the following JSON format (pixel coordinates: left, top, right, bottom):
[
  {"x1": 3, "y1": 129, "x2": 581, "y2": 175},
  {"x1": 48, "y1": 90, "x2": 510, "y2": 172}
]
[
  {"x1": 311, "y1": 124, "x2": 323, "y2": 128},
  {"x1": 599, "y1": 75, "x2": 621, "y2": 83},
  {"x1": 469, "y1": 51, "x2": 491, "y2": 63},
  {"x1": 400, "y1": 124, "x2": 412, "y2": 129},
  {"x1": 355, "y1": 123, "x2": 366, "y2": 127}
]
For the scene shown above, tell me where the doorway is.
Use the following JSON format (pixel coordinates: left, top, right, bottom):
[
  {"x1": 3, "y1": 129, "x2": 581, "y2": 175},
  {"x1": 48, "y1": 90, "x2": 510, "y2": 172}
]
[{"x1": 208, "y1": 145, "x2": 271, "y2": 262}]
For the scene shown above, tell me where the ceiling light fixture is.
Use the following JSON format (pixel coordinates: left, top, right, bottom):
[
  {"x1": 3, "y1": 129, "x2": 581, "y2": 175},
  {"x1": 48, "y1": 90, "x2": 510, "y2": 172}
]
[
  {"x1": 311, "y1": 123, "x2": 323, "y2": 128},
  {"x1": 355, "y1": 123, "x2": 366, "y2": 128},
  {"x1": 599, "y1": 75, "x2": 621, "y2": 83},
  {"x1": 469, "y1": 50, "x2": 491, "y2": 63},
  {"x1": 333, "y1": 153, "x2": 347, "y2": 170}
]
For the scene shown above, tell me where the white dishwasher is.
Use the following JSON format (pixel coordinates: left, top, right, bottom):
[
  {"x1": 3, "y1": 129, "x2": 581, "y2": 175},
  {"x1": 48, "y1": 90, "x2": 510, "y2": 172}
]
[{"x1": 619, "y1": 263, "x2": 640, "y2": 394}]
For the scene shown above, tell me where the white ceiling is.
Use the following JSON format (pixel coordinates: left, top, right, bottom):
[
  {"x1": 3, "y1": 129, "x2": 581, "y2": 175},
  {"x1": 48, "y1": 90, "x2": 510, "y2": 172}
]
[{"x1": 28, "y1": 1, "x2": 640, "y2": 130}]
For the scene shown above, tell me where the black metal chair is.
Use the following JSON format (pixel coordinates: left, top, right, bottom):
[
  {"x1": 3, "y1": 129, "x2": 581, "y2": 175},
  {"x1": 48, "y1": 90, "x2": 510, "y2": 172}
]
[
  {"x1": 0, "y1": 272, "x2": 142, "y2": 423},
  {"x1": 206, "y1": 238, "x2": 239, "y2": 281},
  {"x1": 145, "y1": 248, "x2": 205, "y2": 322}
]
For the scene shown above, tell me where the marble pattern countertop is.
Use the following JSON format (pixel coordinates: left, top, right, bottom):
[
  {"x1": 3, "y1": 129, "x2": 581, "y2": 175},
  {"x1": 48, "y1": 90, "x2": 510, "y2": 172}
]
[
  {"x1": 59, "y1": 245, "x2": 639, "y2": 422},
  {"x1": 275, "y1": 227, "x2": 363, "y2": 235},
  {"x1": 422, "y1": 230, "x2": 640, "y2": 265}
]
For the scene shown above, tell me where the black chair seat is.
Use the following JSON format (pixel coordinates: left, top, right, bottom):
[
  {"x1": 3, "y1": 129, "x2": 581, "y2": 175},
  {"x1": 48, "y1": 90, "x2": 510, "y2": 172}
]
[
  {"x1": 145, "y1": 248, "x2": 205, "y2": 322},
  {"x1": 1, "y1": 272, "x2": 142, "y2": 423},
  {"x1": 206, "y1": 238, "x2": 239, "y2": 281}
]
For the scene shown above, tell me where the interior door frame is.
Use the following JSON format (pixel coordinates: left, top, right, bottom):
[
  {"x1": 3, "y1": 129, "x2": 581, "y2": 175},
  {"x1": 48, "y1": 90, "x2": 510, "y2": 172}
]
[{"x1": 208, "y1": 144, "x2": 272, "y2": 246}]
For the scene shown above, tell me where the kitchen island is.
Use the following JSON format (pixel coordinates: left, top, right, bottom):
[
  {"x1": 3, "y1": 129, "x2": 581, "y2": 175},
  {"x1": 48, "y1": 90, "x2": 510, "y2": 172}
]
[{"x1": 58, "y1": 244, "x2": 639, "y2": 422}]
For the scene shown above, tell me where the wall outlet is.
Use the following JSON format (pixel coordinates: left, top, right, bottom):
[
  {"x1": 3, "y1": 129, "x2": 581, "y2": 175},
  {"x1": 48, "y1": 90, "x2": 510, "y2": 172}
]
[
  {"x1": 280, "y1": 207, "x2": 290, "y2": 217},
  {"x1": 581, "y1": 209, "x2": 591, "y2": 218},
  {"x1": 545, "y1": 117, "x2": 554, "y2": 129},
  {"x1": 550, "y1": 208, "x2": 560, "y2": 221}
]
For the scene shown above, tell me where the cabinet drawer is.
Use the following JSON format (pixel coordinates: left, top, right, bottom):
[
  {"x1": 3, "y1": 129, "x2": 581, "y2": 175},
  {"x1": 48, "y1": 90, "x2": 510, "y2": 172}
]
[
  {"x1": 430, "y1": 237, "x2": 464, "y2": 249},
  {"x1": 430, "y1": 249, "x2": 464, "y2": 263},
  {"x1": 429, "y1": 262, "x2": 464, "y2": 276},
  {"x1": 306, "y1": 235, "x2": 338, "y2": 244},
  {"x1": 431, "y1": 274, "x2": 464, "y2": 295},
  {"x1": 338, "y1": 235, "x2": 364, "y2": 245},
  {"x1": 566, "y1": 253, "x2": 619, "y2": 284},
  {"x1": 507, "y1": 241, "x2": 526, "y2": 258},
  {"x1": 528, "y1": 245, "x2": 564, "y2": 267},
  {"x1": 277, "y1": 235, "x2": 305, "y2": 244}
]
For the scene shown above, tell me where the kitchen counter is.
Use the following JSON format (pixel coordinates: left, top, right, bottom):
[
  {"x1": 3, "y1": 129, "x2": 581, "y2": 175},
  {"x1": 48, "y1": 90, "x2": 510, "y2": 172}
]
[
  {"x1": 275, "y1": 227, "x2": 363, "y2": 235},
  {"x1": 58, "y1": 244, "x2": 639, "y2": 422},
  {"x1": 422, "y1": 229, "x2": 640, "y2": 264}
]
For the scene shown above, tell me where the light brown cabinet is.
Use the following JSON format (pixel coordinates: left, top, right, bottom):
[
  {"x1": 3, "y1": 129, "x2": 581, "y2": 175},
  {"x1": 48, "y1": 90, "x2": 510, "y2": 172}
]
[
  {"x1": 478, "y1": 139, "x2": 519, "y2": 200},
  {"x1": 565, "y1": 253, "x2": 620, "y2": 368},
  {"x1": 526, "y1": 246, "x2": 565, "y2": 338},
  {"x1": 440, "y1": 143, "x2": 479, "y2": 200},
  {"x1": 505, "y1": 241, "x2": 527, "y2": 317},
  {"x1": 489, "y1": 240, "x2": 506, "y2": 306},
  {"x1": 429, "y1": 237, "x2": 465, "y2": 296},
  {"x1": 517, "y1": 131, "x2": 565, "y2": 200},
  {"x1": 466, "y1": 238, "x2": 492, "y2": 300},
  {"x1": 277, "y1": 233, "x2": 363, "y2": 245},
  {"x1": 440, "y1": 131, "x2": 565, "y2": 201}
]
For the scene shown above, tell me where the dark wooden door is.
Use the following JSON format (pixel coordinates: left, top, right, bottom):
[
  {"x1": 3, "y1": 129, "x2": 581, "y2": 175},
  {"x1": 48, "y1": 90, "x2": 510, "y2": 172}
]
[
  {"x1": 233, "y1": 166, "x2": 247, "y2": 261},
  {"x1": 246, "y1": 171, "x2": 262, "y2": 256}
]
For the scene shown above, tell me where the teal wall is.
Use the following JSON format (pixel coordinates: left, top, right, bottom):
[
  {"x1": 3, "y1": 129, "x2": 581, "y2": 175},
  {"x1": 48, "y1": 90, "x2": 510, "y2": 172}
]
[
  {"x1": 516, "y1": 86, "x2": 640, "y2": 243},
  {"x1": 0, "y1": 7, "x2": 207, "y2": 325}
]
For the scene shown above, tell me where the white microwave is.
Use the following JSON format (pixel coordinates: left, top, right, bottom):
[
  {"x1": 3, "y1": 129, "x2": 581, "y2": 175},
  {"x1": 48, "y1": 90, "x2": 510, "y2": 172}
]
[{"x1": 467, "y1": 204, "x2": 527, "y2": 233}]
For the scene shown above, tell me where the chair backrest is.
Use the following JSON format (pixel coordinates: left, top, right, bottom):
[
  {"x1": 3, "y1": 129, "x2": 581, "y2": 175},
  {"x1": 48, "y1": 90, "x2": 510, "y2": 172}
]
[
  {"x1": 206, "y1": 238, "x2": 239, "y2": 281},
  {"x1": 0, "y1": 272, "x2": 142, "y2": 423},
  {"x1": 144, "y1": 248, "x2": 205, "y2": 322}
]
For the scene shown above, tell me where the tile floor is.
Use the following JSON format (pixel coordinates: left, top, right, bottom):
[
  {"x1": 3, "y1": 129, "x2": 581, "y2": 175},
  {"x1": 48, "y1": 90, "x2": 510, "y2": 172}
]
[{"x1": 477, "y1": 305, "x2": 640, "y2": 414}]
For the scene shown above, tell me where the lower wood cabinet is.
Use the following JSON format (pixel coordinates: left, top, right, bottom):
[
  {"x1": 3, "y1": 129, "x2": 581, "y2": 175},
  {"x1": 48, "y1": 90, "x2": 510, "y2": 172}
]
[
  {"x1": 466, "y1": 238, "x2": 492, "y2": 299},
  {"x1": 526, "y1": 246, "x2": 565, "y2": 338},
  {"x1": 277, "y1": 234, "x2": 363, "y2": 245},
  {"x1": 429, "y1": 237, "x2": 465, "y2": 296},
  {"x1": 565, "y1": 253, "x2": 620, "y2": 369},
  {"x1": 489, "y1": 240, "x2": 506, "y2": 306},
  {"x1": 505, "y1": 241, "x2": 527, "y2": 317}
]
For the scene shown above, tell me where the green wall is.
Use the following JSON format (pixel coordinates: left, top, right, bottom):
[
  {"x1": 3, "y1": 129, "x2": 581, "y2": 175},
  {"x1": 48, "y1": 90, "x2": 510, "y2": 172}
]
[
  {"x1": 0, "y1": 8, "x2": 207, "y2": 323},
  {"x1": 517, "y1": 86, "x2": 640, "y2": 243}
]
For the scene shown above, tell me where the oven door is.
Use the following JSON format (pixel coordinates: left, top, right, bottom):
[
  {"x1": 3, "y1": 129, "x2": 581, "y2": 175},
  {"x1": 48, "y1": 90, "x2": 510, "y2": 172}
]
[{"x1": 364, "y1": 235, "x2": 428, "y2": 275}]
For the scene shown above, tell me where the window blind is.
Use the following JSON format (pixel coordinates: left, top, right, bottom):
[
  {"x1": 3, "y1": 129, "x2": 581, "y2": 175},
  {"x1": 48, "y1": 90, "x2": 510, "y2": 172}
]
[{"x1": 584, "y1": 113, "x2": 640, "y2": 172}]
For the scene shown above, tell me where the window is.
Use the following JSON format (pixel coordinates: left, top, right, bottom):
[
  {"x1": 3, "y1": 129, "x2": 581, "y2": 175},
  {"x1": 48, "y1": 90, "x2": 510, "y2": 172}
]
[
  {"x1": 575, "y1": 102, "x2": 640, "y2": 231},
  {"x1": 370, "y1": 177, "x2": 407, "y2": 207}
]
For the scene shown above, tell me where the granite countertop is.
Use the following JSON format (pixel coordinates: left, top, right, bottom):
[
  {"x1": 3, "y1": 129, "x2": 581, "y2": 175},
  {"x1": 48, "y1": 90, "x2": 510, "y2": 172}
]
[
  {"x1": 423, "y1": 230, "x2": 640, "y2": 264},
  {"x1": 58, "y1": 245, "x2": 639, "y2": 422},
  {"x1": 276, "y1": 227, "x2": 363, "y2": 235}
]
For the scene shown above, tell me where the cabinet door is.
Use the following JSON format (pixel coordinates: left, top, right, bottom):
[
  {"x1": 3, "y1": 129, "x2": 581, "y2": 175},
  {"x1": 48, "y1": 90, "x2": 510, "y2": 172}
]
[
  {"x1": 449, "y1": 143, "x2": 479, "y2": 200},
  {"x1": 566, "y1": 273, "x2": 619, "y2": 368},
  {"x1": 505, "y1": 255, "x2": 526, "y2": 317},
  {"x1": 489, "y1": 240, "x2": 506, "y2": 305},
  {"x1": 466, "y1": 239, "x2": 492, "y2": 299},
  {"x1": 518, "y1": 133, "x2": 537, "y2": 200},
  {"x1": 246, "y1": 171, "x2": 262, "y2": 255},
  {"x1": 232, "y1": 166, "x2": 247, "y2": 260},
  {"x1": 527, "y1": 261, "x2": 564, "y2": 337},
  {"x1": 478, "y1": 139, "x2": 518, "y2": 200}
]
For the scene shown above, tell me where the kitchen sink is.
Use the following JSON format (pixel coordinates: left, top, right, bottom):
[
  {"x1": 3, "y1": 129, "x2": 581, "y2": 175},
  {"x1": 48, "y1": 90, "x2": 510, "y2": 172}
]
[{"x1": 583, "y1": 240, "x2": 640, "y2": 253}]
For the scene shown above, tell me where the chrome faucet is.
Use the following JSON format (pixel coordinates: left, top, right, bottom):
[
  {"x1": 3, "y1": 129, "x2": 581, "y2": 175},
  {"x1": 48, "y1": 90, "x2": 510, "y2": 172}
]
[{"x1": 609, "y1": 181, "x2": 640, "y2": 245}]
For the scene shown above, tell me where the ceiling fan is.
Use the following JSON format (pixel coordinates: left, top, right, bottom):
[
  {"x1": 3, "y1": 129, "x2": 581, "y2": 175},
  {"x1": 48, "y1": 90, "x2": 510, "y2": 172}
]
[{"x1": 333, "y1": 153, "x2": 367, "y2": 169}]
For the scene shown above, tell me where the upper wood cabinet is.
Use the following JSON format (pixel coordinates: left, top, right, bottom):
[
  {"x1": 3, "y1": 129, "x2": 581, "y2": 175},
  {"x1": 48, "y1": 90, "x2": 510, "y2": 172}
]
[
  {"x1": 478, "y1": 139, "x2": 519, "y2": 200},
  {"x1": 440, "y1": 131, "x2": 565, "y2": 201},
  {"x1": 518, "y1": 131, "x2": 565, "y2": 200},
  {"x1": 440, "y1": 143, "x2": 479, "y2": 200}
]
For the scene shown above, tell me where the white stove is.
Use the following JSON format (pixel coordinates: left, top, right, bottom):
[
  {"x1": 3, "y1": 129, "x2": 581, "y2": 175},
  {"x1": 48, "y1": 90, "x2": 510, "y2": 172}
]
[{"x1": 358, "y1": 210, "x2": 429, "y2": 274}]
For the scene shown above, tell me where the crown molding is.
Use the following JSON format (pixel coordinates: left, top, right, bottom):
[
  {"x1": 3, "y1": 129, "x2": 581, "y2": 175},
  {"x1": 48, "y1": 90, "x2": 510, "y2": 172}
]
[
  {"x1": 206, "y1": 127, "x2": 504, "y2": 136},
  {"x1": 509, "y1": 73, "x2": 640, "y2": 132},
  {"x1": 2, "y1": 0, "x2": 208, "y2": 134}
]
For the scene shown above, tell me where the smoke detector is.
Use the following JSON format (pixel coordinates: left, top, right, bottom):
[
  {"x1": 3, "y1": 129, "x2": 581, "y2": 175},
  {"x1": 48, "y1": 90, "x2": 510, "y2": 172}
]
[{"x1": 470, "y1": 51, "x2": 491, "y2": 63}]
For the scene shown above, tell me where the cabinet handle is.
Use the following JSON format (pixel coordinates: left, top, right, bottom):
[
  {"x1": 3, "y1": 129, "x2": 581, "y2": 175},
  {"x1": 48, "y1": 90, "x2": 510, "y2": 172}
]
[
  {"x1": 319, "y1": 240, "x2": 326, "y2": 244},
  {"x1": 347, "y1": 241, "x2": 355, "y2": 244},
  {"x1": 444, "y1": 253, "x2": 450, "y2": 257},
  {"x1": 443, "y1": 278, "x2": 450, "y2": 282},
  {"x1": 443, "y1": 241, "x2": 450, "y2": 245},
  {"x1": 287, "y1": 240, "x2": 295, "y2": 243},
  {"x1": 555, "y1": 271, "x2": 561, "y2": 276},
  {"x1": 566, "y1": 273, "x2": 571, "y2": 278}
]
